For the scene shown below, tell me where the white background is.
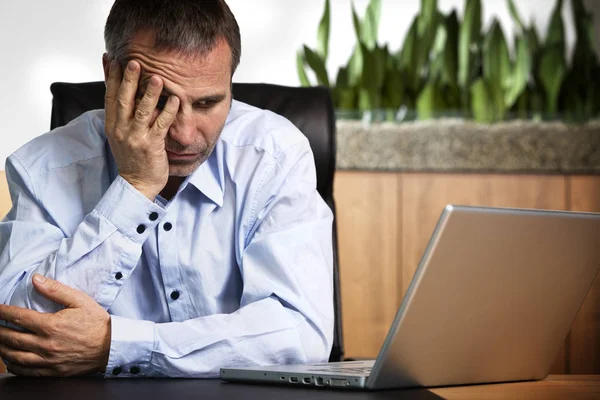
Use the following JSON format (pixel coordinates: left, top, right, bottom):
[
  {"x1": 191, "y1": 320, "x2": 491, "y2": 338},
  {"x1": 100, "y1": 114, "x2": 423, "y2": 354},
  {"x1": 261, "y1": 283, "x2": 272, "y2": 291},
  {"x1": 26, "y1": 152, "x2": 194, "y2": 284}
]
[{"x1": 1, "y1": 0, "x2": 598, "y2": 166}]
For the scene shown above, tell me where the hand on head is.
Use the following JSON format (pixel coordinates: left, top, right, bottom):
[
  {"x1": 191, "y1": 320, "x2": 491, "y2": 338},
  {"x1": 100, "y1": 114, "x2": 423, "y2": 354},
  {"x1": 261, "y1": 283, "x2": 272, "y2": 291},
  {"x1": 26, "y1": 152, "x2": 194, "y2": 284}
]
[{"x1": 104, "y1": 59, "x2": 180, "y2": 200}]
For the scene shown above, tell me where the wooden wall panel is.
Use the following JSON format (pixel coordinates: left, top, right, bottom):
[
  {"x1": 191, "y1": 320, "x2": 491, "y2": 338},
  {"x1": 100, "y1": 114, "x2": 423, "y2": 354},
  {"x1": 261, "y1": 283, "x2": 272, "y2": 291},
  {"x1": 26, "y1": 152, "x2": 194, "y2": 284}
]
[
  {"x1": 400, "y1": 173, "x2": 568, "y2": 373},
  {"x1": 400, "y1": 173, "x2": 567, "y2": 295},
  {"x1": 0, "y1": 170, "x2": 10, "y2": 219},
  {"x1": 568, "y1": 176, "x2": 600, "y2": 374},
  {"x1": 334, "y1": 171, "x2": 400, "y2": 358}
]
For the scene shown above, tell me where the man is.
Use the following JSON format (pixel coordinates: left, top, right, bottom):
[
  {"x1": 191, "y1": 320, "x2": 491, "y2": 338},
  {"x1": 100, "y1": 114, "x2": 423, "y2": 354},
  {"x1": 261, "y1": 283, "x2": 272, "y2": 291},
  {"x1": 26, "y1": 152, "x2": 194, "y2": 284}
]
[{"x1": 0, "y1": 0, "x2": 334, "y2": 378}]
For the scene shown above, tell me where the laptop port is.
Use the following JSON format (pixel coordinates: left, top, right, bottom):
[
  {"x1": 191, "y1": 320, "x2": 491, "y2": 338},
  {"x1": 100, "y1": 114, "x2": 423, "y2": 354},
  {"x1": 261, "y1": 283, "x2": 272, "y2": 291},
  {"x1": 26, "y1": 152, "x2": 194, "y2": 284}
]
[
  {"x1": 315, "y1": 377, "x2": 324, "y2": 386},
  {"x1": 330, "y1": 378, "x2": 349, "y2": 388},
  {"x1": 289, "y1": 377, "x2": 299, "y2": 383},
  {"x1": 303, "y1": 377, "x2": 311, "y2": 384}
]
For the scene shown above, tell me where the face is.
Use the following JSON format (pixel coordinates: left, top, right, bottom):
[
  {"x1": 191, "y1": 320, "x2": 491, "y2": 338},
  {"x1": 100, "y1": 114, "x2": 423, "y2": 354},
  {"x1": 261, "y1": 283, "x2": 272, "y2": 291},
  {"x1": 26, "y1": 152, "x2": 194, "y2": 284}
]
[{"x1": 105, "y1": 31, "x2": 233, "y2": 177}]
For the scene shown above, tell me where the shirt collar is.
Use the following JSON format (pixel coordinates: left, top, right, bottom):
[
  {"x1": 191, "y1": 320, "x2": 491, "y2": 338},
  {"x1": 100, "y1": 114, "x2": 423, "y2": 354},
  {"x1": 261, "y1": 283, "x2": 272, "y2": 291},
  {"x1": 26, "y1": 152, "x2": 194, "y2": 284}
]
[
  {"x1": 104, "y1": 138, "x2": 224, "y2": 208},
  {"x1": 185, "y1": 147, "x2": 224, "y2": 207}
]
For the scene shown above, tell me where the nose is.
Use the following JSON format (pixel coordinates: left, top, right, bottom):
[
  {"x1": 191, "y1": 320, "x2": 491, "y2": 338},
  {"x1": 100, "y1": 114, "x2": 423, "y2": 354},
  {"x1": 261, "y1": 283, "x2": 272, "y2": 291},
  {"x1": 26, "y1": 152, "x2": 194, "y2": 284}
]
[{"x1": 168, "y1": 109, "x2": 195, "y2": 147}]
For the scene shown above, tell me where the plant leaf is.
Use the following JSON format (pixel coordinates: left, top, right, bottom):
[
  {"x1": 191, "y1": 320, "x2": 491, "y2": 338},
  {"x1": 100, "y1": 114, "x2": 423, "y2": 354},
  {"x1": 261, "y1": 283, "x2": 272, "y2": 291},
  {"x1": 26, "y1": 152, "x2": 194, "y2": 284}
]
[
  {"x1": 415, "y1": 11, "x2": 441, "y2": 89},
  {"x1": 458, "y1": 0, "x2": 482, "y2": 89},
  {"x1": 296, "y1": 50, "x2": 311, "y2": 87},
  {"x1": 303, "y1": 45, "x2": 330, "y2": 87},
  {"x1": 483, "y1": 18, "x2": 511, "y2": 118},
  {"x1": 361, "y1": 43, "x2": 386, "y2": 90},
  {"x1": 443, "y1": 11, "x2": 459, "y2": 87},
  {"x1": 347, "y1": 45, "x2": 364, "y2": 86},
  {"x1": 507, "y1": 0, "x2": 525, "y2": 33},
  {"x1": 505, "y1": 34, "x2": 531, "y2": 109},
  {"x1": 417, "y1": 80, "x2": 445, "y2": 119},
  {"x1": 358, "y1": 88, "x2": 381, "y2": 111},
  {"x1": 336, "y1": 66, "x2": 350, "y2": 88},
  {"x1": 335, "y1": 87, "x2": 357, "y2": 110},
  {"x1": 470, "y1": 78, "x2": 495, "y2": 123},
  {"x1": 363, "y1": 0, "x2": 382, "y2": 49},
  {"x1": 351, "y1": 2, "x2": 362, "y2": 42},
  {"x1": 419, "y1": 0, "x2": 438, "y2": 35},
  {"x1": 383, "y1": 66, "x2": 404, "y2": 109},
  {"x1": 538, "y1": 46, "x2": 567, "y2": 114},
  {"x1": 398, "y1": 16, "x2": 419, "y2": 71},
  {"x1": 317, "y1": 0, "x2": 331, "y2": 60},
  {"x1": 526, "y1": 25, "x2": 540, "y2": 56},
  {"x1": 545, "y1": 0, "x2": 564, "y2": 55}
]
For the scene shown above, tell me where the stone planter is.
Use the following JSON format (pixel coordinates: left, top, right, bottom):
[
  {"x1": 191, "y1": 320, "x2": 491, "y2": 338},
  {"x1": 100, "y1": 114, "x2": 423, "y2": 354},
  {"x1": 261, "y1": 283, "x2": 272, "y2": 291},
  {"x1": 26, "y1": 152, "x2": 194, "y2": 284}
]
[{"x1": 335, "y1": 119, "x2": 600, "y2": 173}]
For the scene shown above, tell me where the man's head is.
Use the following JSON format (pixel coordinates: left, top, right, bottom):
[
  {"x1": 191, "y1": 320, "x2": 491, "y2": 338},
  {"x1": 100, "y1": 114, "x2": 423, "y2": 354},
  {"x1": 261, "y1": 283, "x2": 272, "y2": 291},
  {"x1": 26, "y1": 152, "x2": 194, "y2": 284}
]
[
  {"x1": 102, "y1": 0, "x2": 241, "y2": 178},
  {"x1": 104, "y1": 0, "x2": 241, "y2": 76}
]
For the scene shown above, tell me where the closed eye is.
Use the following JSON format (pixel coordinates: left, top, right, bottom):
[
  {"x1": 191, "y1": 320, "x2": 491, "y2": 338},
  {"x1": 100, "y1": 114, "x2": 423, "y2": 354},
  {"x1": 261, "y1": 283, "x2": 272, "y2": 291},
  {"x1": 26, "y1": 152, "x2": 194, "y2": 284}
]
[
  {"x1": 193, "y1": 95, "x2": 226, "y2": 110},
  {"x1": 193, "y1": 99, "x2": 219, "y2": 109}
]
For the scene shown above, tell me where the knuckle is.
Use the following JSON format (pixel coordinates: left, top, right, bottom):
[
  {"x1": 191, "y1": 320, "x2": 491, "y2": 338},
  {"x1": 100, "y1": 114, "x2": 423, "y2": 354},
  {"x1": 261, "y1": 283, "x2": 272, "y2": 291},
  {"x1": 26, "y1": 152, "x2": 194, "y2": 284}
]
[
  {"x1": 13, "y1": 354, "x2": 27, "y2": 365},
  {"x1": 44, "y1": 340, "x2": 60, "y2": 355},
  {"x1": 43, "y1": 319, "x2": 60, "y2": 337},
  {"x1": 134, "y1": 106, "x2": 150, "y2": 121},
  {"x1": 48, "y1": 281, "x2": 62, "y2": 294},
  {"x1": 9, "y1": 335, "x2": 23, "y2": 349},
  {"x1": 112, "y1": 127, "x2": 126, "y2": 141},
  {"x1": 155, "y1": 117, "x2": 169, "y2": 131},
  {"x1": 128, "y1": 139, "x2": 143, "y2": 152},
  {"x1": 117, "y1": 97, "x2": 129, "y2": 109}
]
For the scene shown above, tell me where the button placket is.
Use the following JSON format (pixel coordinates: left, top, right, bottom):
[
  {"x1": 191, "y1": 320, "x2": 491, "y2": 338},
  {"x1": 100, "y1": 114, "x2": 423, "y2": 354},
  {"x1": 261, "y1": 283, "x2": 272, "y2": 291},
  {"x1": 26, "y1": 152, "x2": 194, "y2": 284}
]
[{"x1": 157, "y1": 202, "x2": 185, "y2": 321}]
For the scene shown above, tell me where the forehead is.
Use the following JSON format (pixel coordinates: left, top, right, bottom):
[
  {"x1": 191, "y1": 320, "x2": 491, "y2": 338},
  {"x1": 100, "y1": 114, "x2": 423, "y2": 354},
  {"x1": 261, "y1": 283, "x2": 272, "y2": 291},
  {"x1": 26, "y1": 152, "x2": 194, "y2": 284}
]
[{"x1": 125, "y1": 31, "x2": 232, "y2": 92}]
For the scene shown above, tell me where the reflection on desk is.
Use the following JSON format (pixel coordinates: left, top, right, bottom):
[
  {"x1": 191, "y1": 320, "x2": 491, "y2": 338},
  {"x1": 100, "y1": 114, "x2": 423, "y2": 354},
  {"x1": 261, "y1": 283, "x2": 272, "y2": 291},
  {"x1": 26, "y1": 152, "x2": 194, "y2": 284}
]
[{"x1": 1, "y1": 374, "x2": 599, "y2": 399}]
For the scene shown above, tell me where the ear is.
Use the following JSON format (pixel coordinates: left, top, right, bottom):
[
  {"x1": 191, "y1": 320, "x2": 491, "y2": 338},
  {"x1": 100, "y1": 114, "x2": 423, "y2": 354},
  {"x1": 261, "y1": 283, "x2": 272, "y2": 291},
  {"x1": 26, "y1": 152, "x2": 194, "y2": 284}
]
[{"x1": 102, "y1": 53, "x2": 110, "y2": 83}]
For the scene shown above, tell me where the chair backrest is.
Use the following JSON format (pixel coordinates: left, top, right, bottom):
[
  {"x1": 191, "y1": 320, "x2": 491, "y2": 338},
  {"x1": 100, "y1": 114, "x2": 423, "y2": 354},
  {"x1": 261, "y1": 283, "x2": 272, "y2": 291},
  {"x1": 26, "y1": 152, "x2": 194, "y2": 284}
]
[{"x1": 50, "y1": 81, "x2": 344, "y2": 362}]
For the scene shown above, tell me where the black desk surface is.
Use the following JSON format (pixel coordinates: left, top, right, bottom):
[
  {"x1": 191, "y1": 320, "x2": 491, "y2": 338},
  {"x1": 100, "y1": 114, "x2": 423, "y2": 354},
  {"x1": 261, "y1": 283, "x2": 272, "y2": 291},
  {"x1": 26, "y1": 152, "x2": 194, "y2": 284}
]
[
  {"x1": 0, "y1": 374, "x2": 439, "y2": 399},
  {"x1": 2, "y1": 374, "x2": 599, "y2": 399}
]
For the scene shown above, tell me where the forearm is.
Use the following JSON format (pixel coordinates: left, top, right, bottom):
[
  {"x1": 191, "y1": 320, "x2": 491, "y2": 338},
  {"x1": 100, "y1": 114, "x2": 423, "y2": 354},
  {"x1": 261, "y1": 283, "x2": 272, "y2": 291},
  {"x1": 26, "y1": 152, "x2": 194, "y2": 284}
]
[
  {"x1": 0, "y1": 175, "x2": 165, "y2": 312},
  {"x1": 106, "y1": 296, "x2": 332, "y2": 378}
]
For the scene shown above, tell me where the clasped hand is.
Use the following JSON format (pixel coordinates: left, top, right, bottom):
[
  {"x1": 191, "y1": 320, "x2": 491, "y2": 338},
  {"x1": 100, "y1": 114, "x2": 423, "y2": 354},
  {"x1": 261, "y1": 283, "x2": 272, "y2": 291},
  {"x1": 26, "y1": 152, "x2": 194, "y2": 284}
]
[{"x1": 0, "y1": 275, "x2": 111, "y2": 377}]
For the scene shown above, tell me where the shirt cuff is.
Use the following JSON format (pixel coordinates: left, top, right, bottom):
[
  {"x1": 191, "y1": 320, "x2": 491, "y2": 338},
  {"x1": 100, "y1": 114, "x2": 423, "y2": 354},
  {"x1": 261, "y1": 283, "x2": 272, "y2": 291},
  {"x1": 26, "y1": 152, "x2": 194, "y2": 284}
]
[
  {"x1": 95, "y1": 176, "x2": 165, "y2": 245},
  {"x1": 105, "y1": 315, "x2": 156, "y2": 378}
]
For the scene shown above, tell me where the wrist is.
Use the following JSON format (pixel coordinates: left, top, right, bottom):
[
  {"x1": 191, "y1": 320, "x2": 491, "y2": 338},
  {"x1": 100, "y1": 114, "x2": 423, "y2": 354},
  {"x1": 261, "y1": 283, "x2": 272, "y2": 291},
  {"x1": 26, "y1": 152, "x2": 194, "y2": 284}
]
[{"x1": 119, "y1": 175, "x2": 163, "y2": 200}]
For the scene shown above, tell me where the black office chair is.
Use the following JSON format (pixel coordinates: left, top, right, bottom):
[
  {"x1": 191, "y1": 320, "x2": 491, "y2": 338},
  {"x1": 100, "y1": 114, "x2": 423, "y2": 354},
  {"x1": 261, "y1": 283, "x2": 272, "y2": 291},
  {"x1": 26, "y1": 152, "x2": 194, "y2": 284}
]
[{"x1": 49, "y1": 81, "x2": 345, "y2": 362}]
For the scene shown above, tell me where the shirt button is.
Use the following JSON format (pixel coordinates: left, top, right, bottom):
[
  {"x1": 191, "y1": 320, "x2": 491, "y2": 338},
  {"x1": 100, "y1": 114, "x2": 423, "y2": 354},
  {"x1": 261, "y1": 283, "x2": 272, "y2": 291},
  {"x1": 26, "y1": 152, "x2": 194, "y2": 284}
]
[
  {"x1": 170, "y1": 290, "x2": 180, "y2": 300},
  {"x1": 115, "y1": 272, "x2": 123, "y2": 280},
  {"x1": 137, "y1": 224, "x2": 146, "y2": 234},
  {"x1": 149, "y1": 212, "x2": 159, "y2": 221},
  {"x1": 112, "y1": 366, "x2": 122, "y2": 376},
  {"x1": 163, "y1": 222, "x2": 173, "y2": 231},
  {"x1": 130, "y1": 366, "x2": 141, "y2": 375}
]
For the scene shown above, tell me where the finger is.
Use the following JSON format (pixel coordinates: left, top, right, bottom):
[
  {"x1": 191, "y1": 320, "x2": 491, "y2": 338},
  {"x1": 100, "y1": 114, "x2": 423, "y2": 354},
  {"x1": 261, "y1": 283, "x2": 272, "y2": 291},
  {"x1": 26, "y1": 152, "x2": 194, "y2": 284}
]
[
  {"x1": 151, "y1": 95, "x2": 180, "y2": 137},
  {"x1": 0, "y1": 343, "x2": 49, "y2": 367},
  {"x1": 0, "y1": 305, "x2": 47, "y2": 334},
  {"x1": 0, "y1": 326, "x2": 44, "y2": 353},
  {"x1": 133, "y1": 75, "x2": 163, "y2": 129},
  {"x1": 31, "y1": 274, "x2": 89, "y2": 308},
  {"x1": 115, "y1": 59, "x2": 141, "y2": 124},
  {"x1": 104, "y1": 59, "x2": 122, "y2": 133}
]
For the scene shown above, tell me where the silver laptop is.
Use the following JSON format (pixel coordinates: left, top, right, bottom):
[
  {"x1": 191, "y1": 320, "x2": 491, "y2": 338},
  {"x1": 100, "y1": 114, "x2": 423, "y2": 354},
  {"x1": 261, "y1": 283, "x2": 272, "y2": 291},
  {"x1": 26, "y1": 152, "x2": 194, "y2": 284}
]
[{"x1": 220, "y1": 205, "x2": 600, "y2": 390}]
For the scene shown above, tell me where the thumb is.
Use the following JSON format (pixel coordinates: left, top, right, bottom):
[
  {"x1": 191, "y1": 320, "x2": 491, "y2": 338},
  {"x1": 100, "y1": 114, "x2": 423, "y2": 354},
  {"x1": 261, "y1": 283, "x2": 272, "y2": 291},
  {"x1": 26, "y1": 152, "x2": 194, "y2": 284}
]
[{"x1": 32, "y1": 274, "x2": 87, "y2": 308}]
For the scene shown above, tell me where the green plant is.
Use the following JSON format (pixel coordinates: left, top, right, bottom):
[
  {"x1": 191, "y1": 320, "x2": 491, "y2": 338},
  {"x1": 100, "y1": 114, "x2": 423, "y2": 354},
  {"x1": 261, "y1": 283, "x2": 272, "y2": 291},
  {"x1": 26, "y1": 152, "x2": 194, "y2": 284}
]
[{"x1": 297, "y1": 0, "x2": 600, "y2": 123}]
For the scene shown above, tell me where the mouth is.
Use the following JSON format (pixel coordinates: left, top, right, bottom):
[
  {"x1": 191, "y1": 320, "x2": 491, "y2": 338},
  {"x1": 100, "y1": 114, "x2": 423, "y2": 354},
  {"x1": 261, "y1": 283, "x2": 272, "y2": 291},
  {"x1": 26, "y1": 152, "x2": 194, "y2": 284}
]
[{"x1": 166, "y1": 150, "x2": 199, "y2": 162}]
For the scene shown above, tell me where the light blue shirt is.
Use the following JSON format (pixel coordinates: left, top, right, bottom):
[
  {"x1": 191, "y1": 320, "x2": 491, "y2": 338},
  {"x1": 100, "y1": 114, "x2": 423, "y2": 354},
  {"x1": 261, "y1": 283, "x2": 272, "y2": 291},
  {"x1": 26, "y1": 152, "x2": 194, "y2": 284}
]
[{"x1": 0, "y1": 101, "x2": 334, "y2": 378}]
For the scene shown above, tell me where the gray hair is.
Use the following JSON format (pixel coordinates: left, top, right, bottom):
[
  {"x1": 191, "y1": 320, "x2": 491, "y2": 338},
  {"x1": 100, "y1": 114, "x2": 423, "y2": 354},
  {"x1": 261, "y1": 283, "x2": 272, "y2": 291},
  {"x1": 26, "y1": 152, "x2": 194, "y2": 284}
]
[{"x1": 104, "y1": 0, "x2": 241, "y2": 75}]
